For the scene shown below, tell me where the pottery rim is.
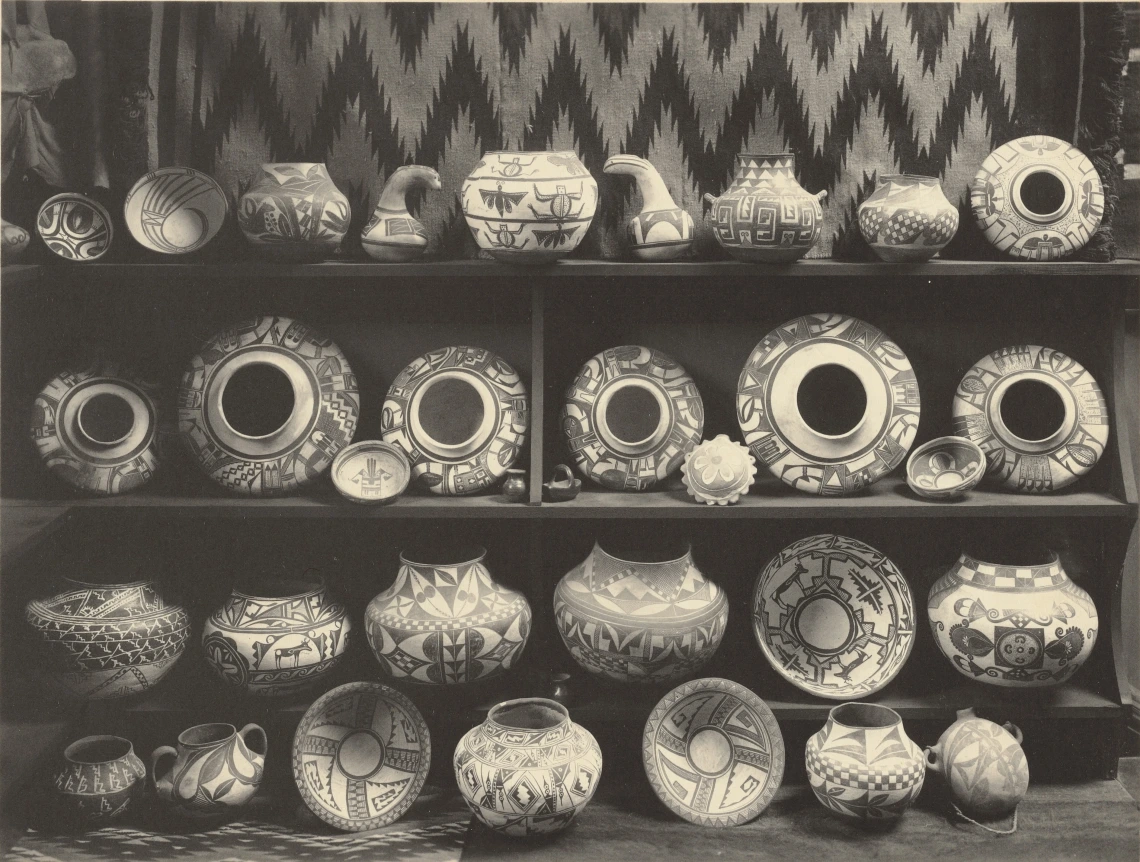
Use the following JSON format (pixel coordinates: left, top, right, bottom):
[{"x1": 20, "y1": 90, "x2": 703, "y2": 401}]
[
  {"x1": 482, "y1": 150, "x2": 581, "y2": 158},
  {"x1": 232, "y1": 574, "x2": 326, "y2": 602},
  {"x1": 29, "y1": 577, "x2": 180, "y2": 623},
  {"x1": 64, "y1": 735, "x2": 135, "y2": 765},
  {"x1": 399, "y1": 544, "x2": 488, "y2": 569},
  {"x1": 487, "y1": 697, "x2": 570, "y2": 731},
  {"x1": 592, "y1": 540, "x2": 693, "y2": 567},
  {"x1": 959, "y1": 544, "x2": 1061, "y2": 572},
  {"x1": 876, "y1": 173, "x2": 941, "y2": 185},
  {"x1": 177, "y1": 722, "x2": 238, "y2": 748},
  {"x1": 827, "y1": 701, "x2": 902, "y2": 730}
]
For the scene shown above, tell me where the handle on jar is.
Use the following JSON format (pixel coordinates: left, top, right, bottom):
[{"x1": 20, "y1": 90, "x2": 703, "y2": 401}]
[
  {"x1": 149, "y1": 746, "x2": 177, "y2": 800},
  {"x1": 924, "y1": 744, "x2": 943, "y2": 774},
  {"x1": 1003, "y1": 722, "x2": 1024, "y2": 745},
  {"x1": 239, "y1": 723, "x2": 268, "y2": 757}
]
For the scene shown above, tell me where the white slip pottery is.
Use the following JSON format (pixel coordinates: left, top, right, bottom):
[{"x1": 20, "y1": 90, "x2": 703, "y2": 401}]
[
  {"x1": 603, "y1": 154, "x2": 693, "y2": 260},
  {"x1": 361, "y1": 165, "x2": 440, "y2": 261},
  {"x1": 925, "y1": 707, "x2": 1028, "y2": 817}
]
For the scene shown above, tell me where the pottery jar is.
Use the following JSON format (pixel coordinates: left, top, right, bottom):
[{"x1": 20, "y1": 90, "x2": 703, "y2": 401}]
[
  {"x1": 603, "y1": 154, "x2": 694, "y2": 261},
  {"x1": 461, "y1": 151, "x2": 598, "y2": 263},
  {"x1": 501, "y1": 468, "x2": 528, "y2": 502},
  {"x1": 703, "y1": 153, "x2": 826, "y2": 262},
  {"x1": 201, "y1": 575, "x2": 352, "y2": 697},
  {"x1": 805, "y1": 702, "x2": 925, "y2": 825},
  {"x1": 554, "y1": 541, "x2": 728, "y2": 683},
  {"x1": 2, "y1": 217, "x2": 31, "y2": 260},
  {"x1": 928, "y1": 548, "x2": 1097, "y2": 687},
  {"x1": 238, "y1": 163, "x2": 351, "y2": 259},
  {"x1": 857, "y1": 174, "x2": 958, "y2": 262},
  {"x1": 25, "y1": 577, "x2": 190, "y2": 700},
  {"x1": 925, "y1": 707, "x2": 1028, "y2": 817},
  {"x1": 151, "y1": 722, "x2": 266, "y2": 818},
  {"x1": 454, "y1": 698, "x2": 602, "y2": 836},
  {"x1": 366, "y1": 545, "x2": 531, "y2": 685},
  {"x1": 361, "y1": 165, "x2": 440, "y2": 261},
  {"x1": 50, "y1": 735, "x2": 146, "y2": 828}
]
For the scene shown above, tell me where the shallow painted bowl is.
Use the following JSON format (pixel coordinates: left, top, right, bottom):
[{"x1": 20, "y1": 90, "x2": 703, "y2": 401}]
[
  {"x1": 124, "y1": 167, "x2": 228, "y2": 254},
  {"x1": 906, "y1": 436, "x2": 986, "y2": 500},
  {"x1": 331, "y1": 440, "x2": 410, "y2": 504}
]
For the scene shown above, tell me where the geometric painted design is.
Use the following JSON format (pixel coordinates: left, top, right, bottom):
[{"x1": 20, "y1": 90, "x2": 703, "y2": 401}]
[
  {"x1": 292, "y1": 682, "x2": 431, "y2": 831},
  {"x1": 453, "y1": 698, "x2": 602, "y2": 836},
  {"x1": 380, "y1": 345, "x2": 528, "y2": 496},
  {"x1": 30, "y1": 361, "x2": 164, "y2": 496},
  {"x1": 752, "y1": 534, "x2": 915, "y2": 699},
  {"x1": 857, "y1": 174, "x2": 958, "y2": 261},
  {"x1": 737, "y1": 313, "x2": 920, "y2": 496},
  {"x1": 929, "y1": 711, "x2": 1028, "y2": 816},
  {"x1": 927, "y1": 551, "x2": 1098, "y2": 688},
  {"x1": 124, "y1": 167, "x2": 228, "y2": 254},
  {"x1": 366, "y1": 550, "x2": 531, "y2": 685},
  {"x1": 554, "y1": 543, "x2": 728, "y2": 684},
  {"x1": 642, "y1": 677, "x2": 784, "y2": 827},
  {"x1": 562, "y1": 345, "x2": 704, "y2": 491},
  {"x1": 24, "y1": 580, "x2": 190, "y2": 700},
  {"x1": 805, "y1": 703, "x2": 925, "y2": 824},
  {"x1": 951, "y1": 345, "x2": 1109, "y2": 493},
  {"x1": 178, "y1": 315, "x2": 359, "y2": 496},
  {"x1": 37, "y1": 193, "x2": 113, "y2": 261}
]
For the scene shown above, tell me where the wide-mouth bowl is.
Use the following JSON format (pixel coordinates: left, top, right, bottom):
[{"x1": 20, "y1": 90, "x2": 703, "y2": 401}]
[
  {"x1": 488, "y1": 698, "x2": 569, "y2": 730},
  {"x1": 829, "y1": 702, "x2": 900, "y2": 729},
  {"x1": 400, "y1": 544, "x2": 487, "y2": 569},
  {"x1": 178, "y1": 723, "x2": 236, "y2": 748},
  {"x1": 906, "y1": 436, "x2": 986, "y2": 494},
  {"x1": 64, "y1": 735, "x2": 134, "y2": 765}
]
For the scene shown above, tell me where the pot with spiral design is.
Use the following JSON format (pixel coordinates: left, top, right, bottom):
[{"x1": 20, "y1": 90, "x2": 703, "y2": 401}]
[{"x1": 857, "y1": 174, "x2": 958, "y2": 262}]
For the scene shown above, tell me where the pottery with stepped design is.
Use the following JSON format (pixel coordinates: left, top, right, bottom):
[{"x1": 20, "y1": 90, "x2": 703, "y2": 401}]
[
  {"x1": 704, "y1": 153, "x2": 826, "y2": 262},
  {"x1": 603, "y1": 154, "x2": 693, "y2": 260},
  {"x1": 554, "y1": 541, "x2": 728, "y2": 683},
  {"x1": 454, "y1": 698, "x2": 602, "y2": 836},
  {"x1": 857, "y1": 174, "x2": 958, "y2": 262},
  {"x1": 362, "y1": 165, "x2": 440, "y2": 261},
  {"x1": 49, "y1": 735, "x2": 146, "y2": 828}
]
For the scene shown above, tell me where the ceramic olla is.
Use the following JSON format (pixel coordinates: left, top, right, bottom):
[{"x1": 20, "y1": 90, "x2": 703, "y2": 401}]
[
  {"x1": 806, "y1": 702, "x2": 925, "y2": 825},
  {"x1": 238, "y1": 163, "x2": 350, "y2": 259},
  {"x1": 554, "y1": 542, "x2": 728, "y2": 683},
  {"x1": 201, "y1": 575, "x2": 351, "y2": 696},
  {"x1": 461, "y1": 151, "x2": 598, "y2": 263},
  {"x1": 361, "y1": 165, "x2": 440, "y2": 261},
  {"x1": 151, "y1": 723, "x2": 266, "y2": 818},
  {"x1": 366, "y1": 545, "x2": 531, "y2": 685},
  {"x1": 925, "y1": 707, "x2": 1028, "y2": 817},
  {"x1": 928, "y1": 548, "x2": 1097, "y2": 687},
  {"x1": 454, "y1": 698, "x2": 602, "y2": 836},
  {"x1": 704, "y1": 153, "x2": 826, "y2": 262},
  {"x1": 25, "y1": 578, "x2": 190, "y2": 700},
  {"x1": 603, "y1": 154, "x2": 694, "y2": 260},
  {"x1": 857, "y1": 174, "x2": 958, "y2": 262},
  {"x1": 50, "y1": 735, "x2": 146, "y2": 828}
]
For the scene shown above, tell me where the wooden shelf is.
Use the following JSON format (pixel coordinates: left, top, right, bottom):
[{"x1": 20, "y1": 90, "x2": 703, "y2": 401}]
[
  {"x1": 4, "y1": 258, "x2": 1139, "y2": 285},
  {"x1": 3, "y1": 477, "x2": 1132, "y2": 520}
]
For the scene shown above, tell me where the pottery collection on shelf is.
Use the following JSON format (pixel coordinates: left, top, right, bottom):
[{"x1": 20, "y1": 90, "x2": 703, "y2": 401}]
[
  {"x1": 454, "y1": 697, "x2": 602, "y2": 836},
  {"x1": 201, "y1": 575, "x2": 352, "y2": 696},
  {"x1": 554, "y1": 542, "x2": 728, "y2": 684},
  {"x1": 25, "y1": 578, "x2": 190, "y2": 700},
  {"x1": 238, "y1": 163, "x2": 350, "y2": 259},
  {"x1": 365, "y1": 546, "x2": 531, "y2": 685},
  {"x1": 857, "y1": 174, "x2": 958, "y2": 262},
  {"x1": 151, "y1": 722, "x2": 266, "y2": 818}
]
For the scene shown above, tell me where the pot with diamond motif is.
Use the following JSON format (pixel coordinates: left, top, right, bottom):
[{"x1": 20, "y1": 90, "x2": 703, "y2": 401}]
[{"x1": 858, "y1": 174, "x2": 958, "y2": 262}]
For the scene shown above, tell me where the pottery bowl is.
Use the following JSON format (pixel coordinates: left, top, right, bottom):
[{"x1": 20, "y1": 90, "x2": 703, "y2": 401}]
[{"x1": 906, "y1": 436, "x2": 986, "y2": 500}]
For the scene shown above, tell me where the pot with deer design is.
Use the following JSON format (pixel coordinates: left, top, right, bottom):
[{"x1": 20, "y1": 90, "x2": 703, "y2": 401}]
[
  {"x1": 201, "y1": 575, "x2": 351, "y2": 697},
  {"x1": 461, "y1": 151, "x2": 598, "y2": 264}
]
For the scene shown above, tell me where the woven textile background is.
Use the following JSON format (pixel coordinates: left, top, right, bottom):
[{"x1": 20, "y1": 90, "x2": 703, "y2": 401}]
[{"x1": 152, "y1": 3, "x2": 1094, "y2": 259}]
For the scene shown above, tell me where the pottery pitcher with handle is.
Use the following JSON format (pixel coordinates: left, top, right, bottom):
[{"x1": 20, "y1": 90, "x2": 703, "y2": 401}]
[{"x1": 151, "y1": 722, "x2": 266, "y2": 817}]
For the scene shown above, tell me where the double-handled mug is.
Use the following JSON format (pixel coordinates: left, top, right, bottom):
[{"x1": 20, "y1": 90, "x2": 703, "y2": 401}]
[{"x1": 151, "y1": 722, "x2": 266, "y2": 818}]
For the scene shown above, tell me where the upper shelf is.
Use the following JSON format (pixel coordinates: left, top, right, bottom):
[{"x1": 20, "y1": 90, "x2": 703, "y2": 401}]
[{"x1": 3, "y1": 258, "x2": 1139, "y2": 286}]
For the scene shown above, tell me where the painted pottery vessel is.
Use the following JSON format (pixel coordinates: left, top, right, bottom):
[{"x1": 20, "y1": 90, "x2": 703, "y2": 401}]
[
  {"x1": 124, "y1": 167, "x2": 228, "y2": 254},
  {"x1": 31, "y1": 361, "x2": 163, "y2": 495},
  {"x1": 501, "y1": 467, "x2": 528, "y2": 502},
  {"x1": 361, "y1": 165, "x2": 440, "y2": 261},
  {"x1": 928, "y1": 549, "x2": 1097, "y2": 687},
  {"x1": 703, "y1": 153, "x2": 826, "y2": 262},
  {"x1": 970, "y1": 135, "x2": 1103, "y2": 261},
  {"x1": 461, "y1": 151, "x2": 598, "y2": 263},
  {"x1": 952, "y1": 345, "x2": 1108, "y2": 493},
  {"x1": 563, "y1": 345, "x2": 703, "y2": 490},
  {"x1": 366, "y1": 546, "x2": 531, "y2": 685},
  {"x1": 330, "y1": 440, "x2": 410, "y2": 504},
  {"x1": 753, "y1": 534, "x2": 915, "y2": 698},
  {"x1": 857, "y1": 174, "x2": 958, "y2": 262},
  {"x1": 37, "y1": 192, "x2": 113, "y2": 261},
  {"x1": 201, "y1": 575, "x2": 351, "y2": 696},
  {"x1": 178, "y1": 315, "x2": 358, "y2": 496},
  {"x1": 554, "y1": 542, "x2": 728, "y2": 683},
  {"x1": 238, "y1": 163, "x2": 350, "y2": 259},
  {"x1": 738, "y1": 314, "x2": 920, "y2": 495},
  {"x1": 925, "y1": 707, "x2": 1027, "y2": 816},
  {"x1": 25, "y1": 578, "x2": 189, "y2": 699},
  {"x1": 643, "y1": 678, "x2": 784, "y2": 827},
  {"x1": 381, "y1": 345, "x2": 527, "y2": 495},
  {"x1": 454, "y1": 698, "x2": 602, "y2": 836},
  {"x1": 151, "y1": 723, "x2": 266, "y2": 818},
  {"x1": 806, "y1": 702, "x2": 925, "y2": 825},
  {"x1": 2, "y1": 217, "x2": 31, "y2": 260},
  {"x1": 906, "y1": 436, "x2": 986, "y2": 500},
  {"x1": 681, "y1": 434, "x2": 757, "y2": 505},
  {"x1": 50, "y1": 735, "x2": 146, "y2": 827},
  {"x1": 603, "y1": 154, "x2": 694, "y2": 261},
  {"x1": 293, "y1": 681, "x2": 431, "y2": 831}
]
